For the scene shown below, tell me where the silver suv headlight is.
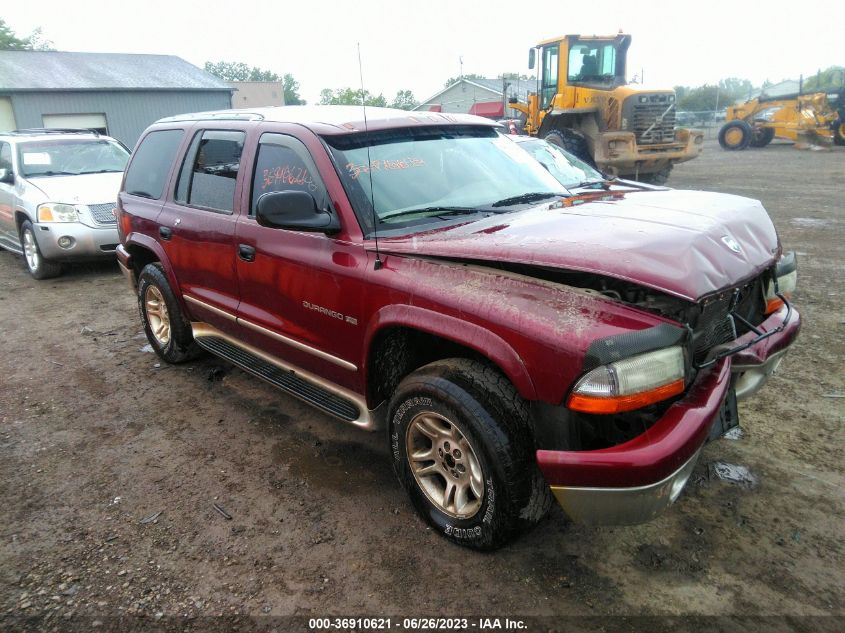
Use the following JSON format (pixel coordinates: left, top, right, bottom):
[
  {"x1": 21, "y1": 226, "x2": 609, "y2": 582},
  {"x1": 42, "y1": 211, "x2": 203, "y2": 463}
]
[
  {"x1": 37, "y1": 203, "x2": 79, "y2": 223},
  {"x1": 567, "y1": 346, "x2": 686, "y2": 414}
]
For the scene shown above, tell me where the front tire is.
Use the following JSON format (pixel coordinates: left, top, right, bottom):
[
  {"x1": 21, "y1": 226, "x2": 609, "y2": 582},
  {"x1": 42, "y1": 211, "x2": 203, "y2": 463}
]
[
  {"x1": 544, "y1": 129, "x2": 596, "y2": 166},
  {"x1": 137, "y1": 263, "x2": 201, "y2": 363},
  {"x1": 718, "y1": 120, "x2": 753, "y2": 150},
  {"x1": 388, "y1": 359, "x2": 550, "y2": 550},
  {"x1": 19, "y1": 220, "x2": 62, "y2": 280},
  {"x1": 633, "y1": 165, "x2": 673, "y2": 185}
]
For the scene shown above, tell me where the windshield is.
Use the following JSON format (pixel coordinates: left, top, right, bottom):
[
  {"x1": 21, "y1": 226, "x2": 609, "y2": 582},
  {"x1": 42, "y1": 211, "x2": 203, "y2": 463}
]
[
  {"x1": 18, "y1": 139, "x2": 130, "y2": 178},
  {"x1": 324, "y1": 126, "x2": 567, "y2": 236},
  {"x1": 514, "y1": 138, "x2": 603, "y2": 188},
  {"x1": 567, "y1": 40, "x2": 621, "y2": 85}
]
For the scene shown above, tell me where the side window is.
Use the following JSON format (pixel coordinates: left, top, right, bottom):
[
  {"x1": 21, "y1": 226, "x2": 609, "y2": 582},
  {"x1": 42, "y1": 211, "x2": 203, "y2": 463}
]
[
  {"x1": 174, "y1": 130, "x2": 245, "y2": 213},
  {"x1": 250, "y1": 133, "x2": 329, "y2": 216},
  {"x1": 541, "y1": 45, "x2": 559, "y2": 109},
  {"x1": 124, "y1": 130, "x2": 184, "y2": 199},
  {"x1": 0, "y1": 142, "x2": 11, "y2": 172}
]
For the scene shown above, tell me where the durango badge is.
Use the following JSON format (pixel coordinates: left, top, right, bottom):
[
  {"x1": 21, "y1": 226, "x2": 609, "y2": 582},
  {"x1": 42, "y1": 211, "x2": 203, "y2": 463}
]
[{"x1": 721, "y1": 235, "x2": 742, "y2": 253}]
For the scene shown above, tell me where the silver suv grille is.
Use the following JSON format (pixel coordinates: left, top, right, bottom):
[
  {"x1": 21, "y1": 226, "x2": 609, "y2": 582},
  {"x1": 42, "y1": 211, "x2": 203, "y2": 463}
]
[
  {"x1": 633, "y1": 96, "x2": 676, "y2": 144},
  {"x1": 88, "y1": 203, "x2": 117, "y2": 225}
]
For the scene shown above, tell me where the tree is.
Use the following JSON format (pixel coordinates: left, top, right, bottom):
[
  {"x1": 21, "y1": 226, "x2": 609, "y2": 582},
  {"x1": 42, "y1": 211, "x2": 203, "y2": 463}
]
[
  {"x1": 204, "y1": 60, "x2": 280, "y2": 82},
  {"x1": 803, "y1": 66, "x2": 845, "y2": 92},
  {"x1": 390, "y1": 90, "x2": 418, "y2": 110},
  {"x1": 442, "y1": 73, "x2": 485, "y2": 88},
  {"x1": 282, "y1": 73, "x2": 306, "y2": 105},
  {"x1": 319, "y1": 87, "x2": 387, "y2": 107},
  {"x1": 0, "y1": 19, "x2": 53, "y2": 50}
]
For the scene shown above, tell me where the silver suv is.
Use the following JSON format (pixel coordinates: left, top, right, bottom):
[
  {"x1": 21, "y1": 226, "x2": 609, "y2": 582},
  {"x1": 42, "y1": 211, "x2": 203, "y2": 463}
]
[{"x1": 0, "y1": 129, "x2": 130, "y2": 279}]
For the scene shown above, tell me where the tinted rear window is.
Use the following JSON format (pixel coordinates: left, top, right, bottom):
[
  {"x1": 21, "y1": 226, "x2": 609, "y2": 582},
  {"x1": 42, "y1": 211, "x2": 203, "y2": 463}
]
[{"x1": 124, "y1": 130, "x2": 184, "y2": 199}]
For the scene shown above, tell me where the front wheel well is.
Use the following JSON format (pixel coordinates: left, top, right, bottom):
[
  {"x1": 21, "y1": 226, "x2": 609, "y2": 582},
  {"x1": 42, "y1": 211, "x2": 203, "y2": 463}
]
[
  {"x1": 367, "y1": 326, "x2": 503, "y2": 408},
  {"x1": 14, "y1": 211, "x2": 31, "y2": 235}
]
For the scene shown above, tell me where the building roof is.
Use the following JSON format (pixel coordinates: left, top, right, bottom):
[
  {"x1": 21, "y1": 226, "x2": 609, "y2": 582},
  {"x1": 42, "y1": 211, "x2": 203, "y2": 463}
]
[
  {"x1": 0, "y1": 51, "x2": 232, "y2": 92},
  {"x1": 415, "y1": 77, "x2": 534, "y2": 110}
]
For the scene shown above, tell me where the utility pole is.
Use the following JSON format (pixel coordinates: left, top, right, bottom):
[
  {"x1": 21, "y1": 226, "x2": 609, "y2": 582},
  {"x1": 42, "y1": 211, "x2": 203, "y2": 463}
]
[{"x1": 459, "y1": 56, "x2": 464, "y2": 81}]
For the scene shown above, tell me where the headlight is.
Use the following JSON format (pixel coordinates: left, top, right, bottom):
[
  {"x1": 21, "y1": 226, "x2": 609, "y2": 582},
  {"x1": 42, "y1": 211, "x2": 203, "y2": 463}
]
[
  {"x1": 567, "y1": 346, "x2": 686, "y2": 414},
  {"x1": 764, "y1": 251, "x2": 797, "y2": 314},
  {"x1": 37, "y1": 203, "x2": 79, "y2": 223}
]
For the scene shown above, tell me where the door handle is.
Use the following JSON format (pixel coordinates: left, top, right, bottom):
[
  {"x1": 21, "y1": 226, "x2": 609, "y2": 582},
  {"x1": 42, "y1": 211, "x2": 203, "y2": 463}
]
[
  {"x1": 238, "y1": 244, "x2": 256, "y2": 262},
  {"x1": 159, "y1": 226, "x2": 172, "y2": 240}
]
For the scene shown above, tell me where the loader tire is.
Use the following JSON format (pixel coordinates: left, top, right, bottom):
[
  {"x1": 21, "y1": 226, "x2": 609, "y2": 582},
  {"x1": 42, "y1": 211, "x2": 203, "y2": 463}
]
[
  {"x1": 833, "y1": 121, "x2": 845, "y2": 146},
  {"x1": 544, "y1": 130, "x2": 596, "y2": 166},
  {"x1": 636, "y1": 165, "x2": 673, "y2": 185},
  {"x1": 719, "y1": 121, "x2": 753, "y2": 150},
  {"x1": 750, "y1": 127, "x2": 775, "y2": 148}
]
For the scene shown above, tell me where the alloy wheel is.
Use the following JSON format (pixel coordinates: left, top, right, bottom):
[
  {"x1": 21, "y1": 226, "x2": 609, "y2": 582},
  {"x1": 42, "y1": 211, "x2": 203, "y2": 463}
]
[{"x1": 406, "y1": 411, "x2": 485, "y2": 519}]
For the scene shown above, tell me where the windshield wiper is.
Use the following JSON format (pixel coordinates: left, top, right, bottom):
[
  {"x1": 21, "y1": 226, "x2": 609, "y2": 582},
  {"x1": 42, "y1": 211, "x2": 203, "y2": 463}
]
[
  {"x1": 379, "y1": 206, "x2": 484, "y2": 222},
  {"x1": 80, "y1": 169, "x2": 124, "y2": 174},
  {"x1": 26, "y1": 170, "x2": 77, "y2": 177},
  {"x1": 490, "y1": 192, "x2": 566, "y2": 208}
]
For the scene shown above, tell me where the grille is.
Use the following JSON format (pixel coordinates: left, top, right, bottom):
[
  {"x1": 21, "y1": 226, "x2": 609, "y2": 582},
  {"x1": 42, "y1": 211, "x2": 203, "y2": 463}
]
[
  {"x1": 633, "y1": 97, "x2": 676, "y2": 144},
  {"x1": 195, "y1": 336, "x2": 360, "y2": 422},
  {"x1": 691, "y1": 276, "x2": 766, "y2": 364},
  {"x1": 87, "y1": 203, "x2": 117, "y2": 225}
]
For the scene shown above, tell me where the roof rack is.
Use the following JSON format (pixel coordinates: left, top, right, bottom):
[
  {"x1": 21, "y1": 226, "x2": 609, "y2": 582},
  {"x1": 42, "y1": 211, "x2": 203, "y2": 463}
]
[{"x1": 8, "y1": 128, "x2": 101, "y2": 137}]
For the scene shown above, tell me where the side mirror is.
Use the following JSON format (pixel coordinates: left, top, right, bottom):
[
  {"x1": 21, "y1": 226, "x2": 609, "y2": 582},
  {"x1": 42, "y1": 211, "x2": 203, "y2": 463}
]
[
  {"x1": 256, "y1": 190, "x2": 339, "y2": 234},
  {"x1": 528, "y1": 48, "x2": 536, "y2": 70},
  {"x1": 0, "y1": 168, "x2": 13, "y2": 185}
]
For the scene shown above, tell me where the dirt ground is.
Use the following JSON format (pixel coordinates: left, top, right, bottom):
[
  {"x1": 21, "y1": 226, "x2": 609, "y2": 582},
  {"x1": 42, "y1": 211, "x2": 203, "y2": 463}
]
[{"x1": 1, "y1": 139, "x2": 843, "y2": 632}]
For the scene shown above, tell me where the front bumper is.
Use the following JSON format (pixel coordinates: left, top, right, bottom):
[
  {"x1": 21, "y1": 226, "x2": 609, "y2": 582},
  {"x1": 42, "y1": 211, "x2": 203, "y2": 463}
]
[
  {"x1": 34, "y1": 221, "x2": 119, "y2": 260},
  {"x1": 537, "y1": 304, "x2": 801, "y2": 525},
  {"x1": 594, "y1": 128, "x2": 704, "y2": 176}
]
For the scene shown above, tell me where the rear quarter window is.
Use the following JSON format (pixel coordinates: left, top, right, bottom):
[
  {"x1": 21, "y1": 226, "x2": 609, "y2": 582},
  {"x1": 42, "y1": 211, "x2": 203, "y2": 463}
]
[{"x1": 124, "y1": 129, "x2": 184, "y2": 199}]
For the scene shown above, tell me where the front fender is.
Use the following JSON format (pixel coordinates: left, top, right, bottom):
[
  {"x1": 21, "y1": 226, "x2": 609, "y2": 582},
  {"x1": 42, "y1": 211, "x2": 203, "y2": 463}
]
[{"x1": 363, "y1": 304, "x2": 537, "y2": 401}]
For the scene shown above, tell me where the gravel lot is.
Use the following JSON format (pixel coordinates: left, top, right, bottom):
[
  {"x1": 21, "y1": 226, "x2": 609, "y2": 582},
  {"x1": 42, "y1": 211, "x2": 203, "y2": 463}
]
[{"x1": 1, "y1": 139, "x2": 843, "y2": 631}]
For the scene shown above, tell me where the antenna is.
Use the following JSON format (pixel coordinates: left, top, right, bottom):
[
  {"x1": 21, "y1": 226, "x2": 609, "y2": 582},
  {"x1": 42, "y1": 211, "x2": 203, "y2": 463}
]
[{"x1": 358, "y1": 43, "x2": 382, "y2": 271}]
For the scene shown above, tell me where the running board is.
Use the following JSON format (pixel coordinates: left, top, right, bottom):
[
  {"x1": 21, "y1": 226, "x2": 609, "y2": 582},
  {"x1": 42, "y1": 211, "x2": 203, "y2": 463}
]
[{"x1": 191, "y1": 323, "x2": 378, "y2": 430}]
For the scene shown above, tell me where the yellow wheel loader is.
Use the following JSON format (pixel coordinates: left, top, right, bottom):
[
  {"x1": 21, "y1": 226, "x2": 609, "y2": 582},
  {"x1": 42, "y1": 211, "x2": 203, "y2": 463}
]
[
  {"x1": 509, "y1": 34, "x2": 704, "y2": 184},
  {"x1": 719, "y1": 91, "x2": 845, "y2": 150}
]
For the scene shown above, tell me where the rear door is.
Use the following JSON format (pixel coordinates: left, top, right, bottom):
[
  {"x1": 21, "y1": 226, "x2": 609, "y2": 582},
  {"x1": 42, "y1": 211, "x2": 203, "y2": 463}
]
[
  {"x1": 233, "y1": 130, "x2": 369, "y2": 391},
  {"x1": 157, "y1": 125, "x2": 247, "y2": 333}
]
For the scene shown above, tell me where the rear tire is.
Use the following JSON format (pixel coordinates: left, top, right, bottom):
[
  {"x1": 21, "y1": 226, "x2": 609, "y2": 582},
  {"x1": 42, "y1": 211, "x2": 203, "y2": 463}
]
[
  {"x1": 750, "y1": 127, "x2": 775, "y2": 148},
  {"x1": 388, "y1": 359, "x2": 551, "y2": 550},
  {"x1": 544, "y1": 130, "x2": 596, "y2": 166},
  {"x1": 137, "y1": 263, "x2": 201, "y2": 364},
  {"x1": 19, "y1": 220, "x2": 62, "y2": 280},
  {"x1": 718, "y1": 120, "x2": 753, "y2": 150}
]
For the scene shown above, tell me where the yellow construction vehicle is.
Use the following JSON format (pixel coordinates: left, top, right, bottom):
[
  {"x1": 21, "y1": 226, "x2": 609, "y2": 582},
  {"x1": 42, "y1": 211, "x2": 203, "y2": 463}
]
[
  {"x1": 719, "y1": 90, "x2": 845, "y2": 150},
  {"x1": 509, "y1": 34, "x2": 703, "y2": 184}
]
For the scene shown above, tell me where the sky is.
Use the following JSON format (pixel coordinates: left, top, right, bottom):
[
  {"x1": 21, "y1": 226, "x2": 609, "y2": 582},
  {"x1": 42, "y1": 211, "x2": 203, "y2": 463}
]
[{"x1": 4, "y1": 1, "x2": 841, "y2": 105}]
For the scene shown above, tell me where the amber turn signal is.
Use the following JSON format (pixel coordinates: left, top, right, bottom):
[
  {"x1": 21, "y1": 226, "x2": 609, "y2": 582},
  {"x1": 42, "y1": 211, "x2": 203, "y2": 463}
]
[{"x1": 568, "y1": 378, "x2": 686, "y2": 414}]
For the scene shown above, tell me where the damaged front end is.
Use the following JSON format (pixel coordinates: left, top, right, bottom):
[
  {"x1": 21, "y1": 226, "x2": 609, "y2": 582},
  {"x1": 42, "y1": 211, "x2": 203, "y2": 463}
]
[{"x1": 519, "y1": 253, "x2": 800, "y2": 524}]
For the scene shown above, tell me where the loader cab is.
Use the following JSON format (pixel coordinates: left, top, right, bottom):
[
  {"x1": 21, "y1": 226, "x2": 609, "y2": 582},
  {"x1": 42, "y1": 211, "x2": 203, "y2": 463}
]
[{"x1": 532, "y1": 35, "x2": 631, "y2": 108}]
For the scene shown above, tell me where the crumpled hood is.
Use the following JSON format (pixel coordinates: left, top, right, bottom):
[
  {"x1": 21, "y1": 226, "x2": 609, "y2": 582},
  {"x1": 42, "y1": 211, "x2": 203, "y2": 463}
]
[
  {"x1": 378, "y1": 189, "x2": 780, "y2": 302},
  {"x1": 26, "y1": 172, "x2": 123, "y2": 205}
]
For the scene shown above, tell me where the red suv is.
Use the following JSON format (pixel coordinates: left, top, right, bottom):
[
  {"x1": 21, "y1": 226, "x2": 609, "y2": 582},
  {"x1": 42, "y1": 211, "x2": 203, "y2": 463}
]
[{"x1": 116, "y1": 106, "x2": 799, "y2": 549}]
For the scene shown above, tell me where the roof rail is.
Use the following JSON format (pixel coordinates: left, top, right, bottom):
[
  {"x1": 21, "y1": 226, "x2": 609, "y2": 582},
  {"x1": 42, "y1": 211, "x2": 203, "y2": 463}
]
[
  {"x1": 156, "y1": 111, "x2": 266, "y2": 123},
  {"x1": 9, "y1": 128, "x2": 101, "y2": 137}
]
